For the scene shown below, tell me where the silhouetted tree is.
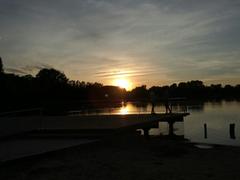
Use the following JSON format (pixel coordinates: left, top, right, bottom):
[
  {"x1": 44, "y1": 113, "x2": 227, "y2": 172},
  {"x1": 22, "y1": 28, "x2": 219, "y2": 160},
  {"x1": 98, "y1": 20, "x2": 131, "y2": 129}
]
[
  {"x1": 34, "y1": 68, "x2": 69, "y2": 103},
  {"x1": 129, "y1": 85, "x2": 149, "y2": 100},
  {"x1": 36, "y1": 68, "x2": 68, "y2": 85}
]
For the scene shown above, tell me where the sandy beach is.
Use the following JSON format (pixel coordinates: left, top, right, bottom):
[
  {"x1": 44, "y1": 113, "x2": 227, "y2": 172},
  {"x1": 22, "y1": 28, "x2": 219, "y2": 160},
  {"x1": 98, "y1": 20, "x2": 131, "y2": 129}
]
[{"x1": 1, "y1": 134, "x2": 240, "y2": 180}]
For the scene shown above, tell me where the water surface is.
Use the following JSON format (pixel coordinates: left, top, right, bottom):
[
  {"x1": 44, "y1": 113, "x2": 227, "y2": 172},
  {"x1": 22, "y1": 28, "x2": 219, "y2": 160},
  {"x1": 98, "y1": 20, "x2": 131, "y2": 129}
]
[{"x1": 71, "y1": 101, "x2": 240, "y2": 146}]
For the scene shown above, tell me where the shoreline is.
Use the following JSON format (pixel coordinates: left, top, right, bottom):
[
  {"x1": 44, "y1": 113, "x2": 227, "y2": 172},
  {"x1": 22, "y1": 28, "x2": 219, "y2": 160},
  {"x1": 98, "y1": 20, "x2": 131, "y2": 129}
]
[{"x1": 1, "y1": 135, "x2": 240, "y2": 180}]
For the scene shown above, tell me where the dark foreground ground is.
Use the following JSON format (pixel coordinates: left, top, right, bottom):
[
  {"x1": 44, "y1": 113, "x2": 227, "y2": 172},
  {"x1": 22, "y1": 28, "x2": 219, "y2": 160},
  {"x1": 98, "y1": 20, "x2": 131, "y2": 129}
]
[{"x1": 1, "y1": 134, "x2": 240, "y2": 180}]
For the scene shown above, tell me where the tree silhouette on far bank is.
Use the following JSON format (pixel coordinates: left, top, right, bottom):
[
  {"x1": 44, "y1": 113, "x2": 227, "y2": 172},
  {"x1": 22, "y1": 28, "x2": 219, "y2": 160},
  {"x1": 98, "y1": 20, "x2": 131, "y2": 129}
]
[
  {"x1": 36, "y1": 68, "x2": 68, "y2": 85},
  {"x1": 0, "y1": 58, "x2": 240, "y2": 113}
]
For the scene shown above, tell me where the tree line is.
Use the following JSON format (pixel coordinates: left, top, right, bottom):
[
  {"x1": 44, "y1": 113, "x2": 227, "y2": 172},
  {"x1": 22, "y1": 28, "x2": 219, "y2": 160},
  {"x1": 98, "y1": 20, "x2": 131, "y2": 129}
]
[{"x1": 0, "y1": 57, "x2": 239, "y2": 113}]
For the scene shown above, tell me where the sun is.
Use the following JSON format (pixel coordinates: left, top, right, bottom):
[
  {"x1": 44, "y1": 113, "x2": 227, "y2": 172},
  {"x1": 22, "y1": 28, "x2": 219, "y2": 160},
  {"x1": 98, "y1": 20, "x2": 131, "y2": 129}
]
[{"x1": 114, "y1": 78, "x2": 132, "y2": 90}]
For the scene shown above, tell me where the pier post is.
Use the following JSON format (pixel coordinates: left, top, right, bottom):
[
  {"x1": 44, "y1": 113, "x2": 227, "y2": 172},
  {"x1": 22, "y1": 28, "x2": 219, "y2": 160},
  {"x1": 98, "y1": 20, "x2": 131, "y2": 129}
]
[
  {"x1": 204, "y1": 123, "x2": 207, "y2": 139},
  {"x1": 229, "y1": 124, "x2": 236, "y2": 139},
  {"x1": 168, "y1": 121, "x2": 174, "y2": 136},
  {"x1": 143, "y1": 128, "x2": 150, "y2": 139}
]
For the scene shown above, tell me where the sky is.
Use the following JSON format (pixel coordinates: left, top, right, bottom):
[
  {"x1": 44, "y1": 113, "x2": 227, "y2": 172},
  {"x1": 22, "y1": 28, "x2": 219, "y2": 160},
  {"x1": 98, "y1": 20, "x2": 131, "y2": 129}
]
[{"x1": 1, "y1": 0, "x2": 240, "y2": 88}]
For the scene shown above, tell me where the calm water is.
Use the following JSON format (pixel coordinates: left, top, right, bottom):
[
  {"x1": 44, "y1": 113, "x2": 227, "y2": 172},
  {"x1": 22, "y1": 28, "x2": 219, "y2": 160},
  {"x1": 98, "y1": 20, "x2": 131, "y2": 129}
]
[
  {"x1": 71, "y1": 101, "x2": 240, "y2": 146},
  {"x1": 184, "y1": 101, "x2": 240, "y2": 146}
]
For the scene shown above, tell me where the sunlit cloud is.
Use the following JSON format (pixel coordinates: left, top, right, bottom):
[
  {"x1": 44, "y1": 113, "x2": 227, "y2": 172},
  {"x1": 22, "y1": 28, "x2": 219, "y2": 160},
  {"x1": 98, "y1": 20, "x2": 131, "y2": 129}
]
[{"x1": 95, "y1": 70, "x2": 156, "y2": 78}]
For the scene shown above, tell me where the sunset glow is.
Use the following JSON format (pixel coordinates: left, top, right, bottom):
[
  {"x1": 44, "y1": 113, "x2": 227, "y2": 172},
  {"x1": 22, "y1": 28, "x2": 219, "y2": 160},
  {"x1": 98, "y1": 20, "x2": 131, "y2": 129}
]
[{"x1": 114, "y1": 78, "x2": 132, "y2": 91}]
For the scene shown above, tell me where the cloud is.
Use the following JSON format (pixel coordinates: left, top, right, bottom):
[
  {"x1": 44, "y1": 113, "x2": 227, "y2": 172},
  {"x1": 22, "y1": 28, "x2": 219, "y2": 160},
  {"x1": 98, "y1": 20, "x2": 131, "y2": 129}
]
[
  {"x1": 21, "y1": 63, "x2": 53, "y2": 72},
  {"x1": 5, "y1": 63, "x2": 53, "y2": 75},
  {"x1": 1, "y1": 0, "x2": 240, "y2": 85},
  {"x1": 95, "y1": 70, "x2": 157, "y2": 78},
  {"x1": 5, "y1": 68, "x2": 27, "y2": 75}
]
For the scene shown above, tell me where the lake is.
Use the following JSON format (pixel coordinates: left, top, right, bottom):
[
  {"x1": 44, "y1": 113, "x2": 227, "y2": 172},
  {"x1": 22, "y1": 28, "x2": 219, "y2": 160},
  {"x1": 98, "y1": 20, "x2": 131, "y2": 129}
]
[{"x1": 70, "y1": 100, "x2": 240, "y2": 146}]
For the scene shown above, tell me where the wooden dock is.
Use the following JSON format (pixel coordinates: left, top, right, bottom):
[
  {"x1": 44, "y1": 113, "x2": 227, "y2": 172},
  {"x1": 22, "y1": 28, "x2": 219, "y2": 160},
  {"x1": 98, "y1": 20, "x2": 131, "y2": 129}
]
[
  {"x1": 0, "y1": 113, "x2": 189, "y2": 138},
  {"x1": 0, "y1": 113, "x2": 189, "y2": 162}
]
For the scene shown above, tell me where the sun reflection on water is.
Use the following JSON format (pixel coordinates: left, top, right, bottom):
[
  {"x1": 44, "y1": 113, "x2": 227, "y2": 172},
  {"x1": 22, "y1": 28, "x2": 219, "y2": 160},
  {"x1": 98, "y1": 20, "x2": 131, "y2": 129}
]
[
  {"x1": 118, "y1": 103, "x2": 138, "y2": 115},
  {"x1": 119, "y1": 106, "x2": 129, "y2": 115}
]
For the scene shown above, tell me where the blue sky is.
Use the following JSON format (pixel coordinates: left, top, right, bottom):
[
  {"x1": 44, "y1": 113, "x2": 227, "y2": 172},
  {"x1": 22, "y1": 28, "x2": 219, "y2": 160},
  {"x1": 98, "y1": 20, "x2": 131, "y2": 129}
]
[{"x1": 1, "y1": 0, "x2": 240, "y2": 87}]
